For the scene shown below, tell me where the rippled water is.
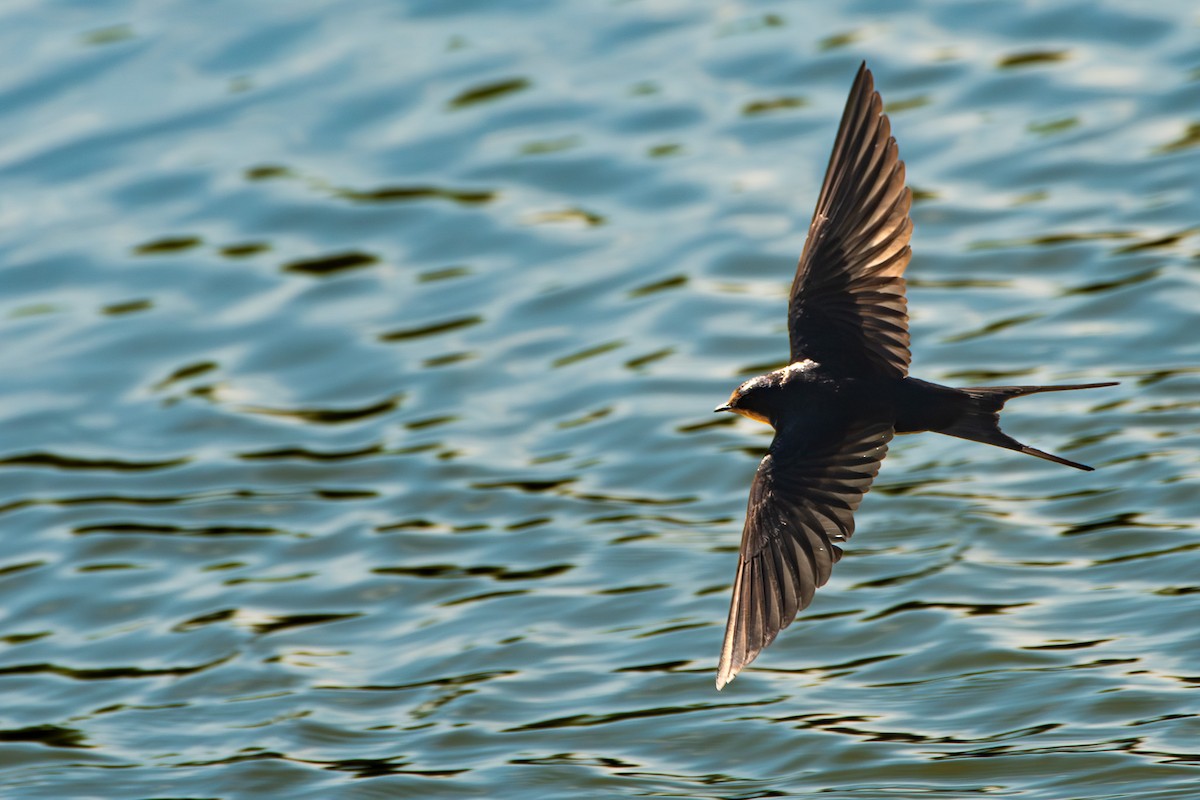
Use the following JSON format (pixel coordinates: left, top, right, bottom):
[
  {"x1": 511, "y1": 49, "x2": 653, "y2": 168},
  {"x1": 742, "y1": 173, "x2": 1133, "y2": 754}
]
[{"x1": 2, "y1": 1, "x2": 1198, "y2": 798}]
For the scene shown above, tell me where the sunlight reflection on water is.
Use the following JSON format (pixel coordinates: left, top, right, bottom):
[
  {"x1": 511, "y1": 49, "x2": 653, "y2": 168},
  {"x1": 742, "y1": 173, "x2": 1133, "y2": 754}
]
[{"x1": 0, "y1": 1, "x2": 1198, "y2": 798}]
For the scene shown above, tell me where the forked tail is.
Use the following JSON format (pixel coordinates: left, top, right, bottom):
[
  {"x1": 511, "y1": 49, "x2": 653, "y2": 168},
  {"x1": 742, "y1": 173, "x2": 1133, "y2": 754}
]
[{"x1": 938, "y1": 383, "x2": 1118, "y2": 471}]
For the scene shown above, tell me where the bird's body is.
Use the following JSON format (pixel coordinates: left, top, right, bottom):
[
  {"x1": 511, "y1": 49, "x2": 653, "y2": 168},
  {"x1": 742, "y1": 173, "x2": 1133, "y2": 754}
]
[
  {"x1": 728, "y1": 363, "x2": 1106, "y2": 453},
  {"x1": 713, "y1": 63, "x2": 1115, "y2": 689}
]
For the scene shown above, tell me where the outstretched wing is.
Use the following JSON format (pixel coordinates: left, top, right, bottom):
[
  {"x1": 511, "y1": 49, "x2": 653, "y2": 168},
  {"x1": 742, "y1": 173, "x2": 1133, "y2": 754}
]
[
  {"x1": 788, "y1": 62, "x2": 912, "y2": 379},
  {"x1": 716, "y1": 415, "x2": 893, "y2": 689}
]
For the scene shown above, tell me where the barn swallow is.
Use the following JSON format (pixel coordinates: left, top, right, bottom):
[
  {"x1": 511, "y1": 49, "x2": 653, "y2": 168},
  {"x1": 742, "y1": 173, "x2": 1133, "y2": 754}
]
[{"x1": 712, "y1": 62, "x2": 1116, "y2": 689}]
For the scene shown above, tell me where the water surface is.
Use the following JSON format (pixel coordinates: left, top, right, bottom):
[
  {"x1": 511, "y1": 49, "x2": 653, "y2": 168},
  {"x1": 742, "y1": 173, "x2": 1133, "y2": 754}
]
[{"x1": 1, "y1": 1, "x2": 1198, "y2": 798}]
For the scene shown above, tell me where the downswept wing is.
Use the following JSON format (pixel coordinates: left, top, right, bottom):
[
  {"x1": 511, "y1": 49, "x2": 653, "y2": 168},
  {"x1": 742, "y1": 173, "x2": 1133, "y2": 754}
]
[
  {"x1": 788, "y1": 62, "x2": 913, "y2": 378},
  {"x1": 716, "y1": 415, "x2": 893, "y2": 689}
]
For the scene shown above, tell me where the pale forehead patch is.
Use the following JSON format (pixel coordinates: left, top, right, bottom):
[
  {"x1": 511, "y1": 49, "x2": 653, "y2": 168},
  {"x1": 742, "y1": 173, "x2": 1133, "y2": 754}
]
[{"x1": 737, "y1": 374, "x2": 771, "y2": 394}]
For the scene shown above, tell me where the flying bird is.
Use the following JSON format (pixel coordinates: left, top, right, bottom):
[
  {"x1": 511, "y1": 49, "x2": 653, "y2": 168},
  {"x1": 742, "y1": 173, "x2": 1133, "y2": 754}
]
[{"x1": 712, "y1": 62, "x2": 1115, "y2": 690}]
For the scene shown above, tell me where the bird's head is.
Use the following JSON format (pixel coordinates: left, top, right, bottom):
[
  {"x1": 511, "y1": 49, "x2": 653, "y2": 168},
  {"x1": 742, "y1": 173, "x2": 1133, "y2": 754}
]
[{"x1": 715, "y1": 375, "x2": 775, "y2": 425}]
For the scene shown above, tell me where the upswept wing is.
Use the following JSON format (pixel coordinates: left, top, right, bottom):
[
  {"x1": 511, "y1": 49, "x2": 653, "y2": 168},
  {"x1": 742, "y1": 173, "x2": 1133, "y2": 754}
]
[
  {"x1": 716, "y1": 416, "x2": 893, "y2": 689},
  {"x1": 788, "y1": 62, "x2": 912, "y2": 378}
]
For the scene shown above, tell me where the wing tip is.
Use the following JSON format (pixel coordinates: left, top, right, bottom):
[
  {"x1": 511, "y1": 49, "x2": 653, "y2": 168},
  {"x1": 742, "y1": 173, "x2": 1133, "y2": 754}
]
[{"x1": 715, "y1": 659, "x2": 741, "y2": 691}]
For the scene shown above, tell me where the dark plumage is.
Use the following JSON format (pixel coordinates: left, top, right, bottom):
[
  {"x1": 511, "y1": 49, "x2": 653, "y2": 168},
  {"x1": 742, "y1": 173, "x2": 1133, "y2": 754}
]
[{"x1": 713, "y1": 63, "x2": 1116, "y2": 690}]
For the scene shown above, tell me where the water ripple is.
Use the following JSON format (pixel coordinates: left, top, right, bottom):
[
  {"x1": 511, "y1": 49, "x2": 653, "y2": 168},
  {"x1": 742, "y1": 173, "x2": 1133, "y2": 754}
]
[{"x1": 1, "y1": 1, "x2": 1197, "y2": 797}]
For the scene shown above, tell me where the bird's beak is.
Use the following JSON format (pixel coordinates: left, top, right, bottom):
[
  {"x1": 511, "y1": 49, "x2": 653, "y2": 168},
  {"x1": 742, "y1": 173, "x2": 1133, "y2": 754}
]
[{"x1": 714, "y1": 404, "x2": 731, "y2": 413}]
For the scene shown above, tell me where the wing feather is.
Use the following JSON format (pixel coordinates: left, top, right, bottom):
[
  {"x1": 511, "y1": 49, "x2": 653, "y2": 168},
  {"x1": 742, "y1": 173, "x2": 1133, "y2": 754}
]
[
  {"x1": 716, "y1": 417, "x2": 893, "y2": 689},
  {"x1": 788, "y1": 63, "x2": 913, "y2": 378}
]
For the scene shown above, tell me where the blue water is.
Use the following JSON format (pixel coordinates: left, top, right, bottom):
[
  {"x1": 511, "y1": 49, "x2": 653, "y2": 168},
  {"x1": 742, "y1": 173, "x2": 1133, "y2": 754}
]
[{"x1": 1, "y1": 1, "x2": 1198, "y2": 798}]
